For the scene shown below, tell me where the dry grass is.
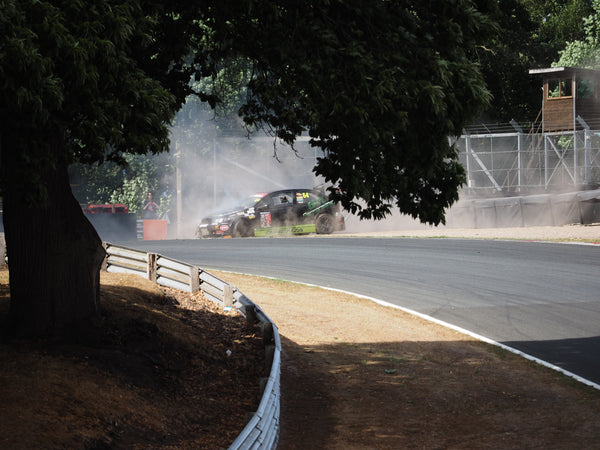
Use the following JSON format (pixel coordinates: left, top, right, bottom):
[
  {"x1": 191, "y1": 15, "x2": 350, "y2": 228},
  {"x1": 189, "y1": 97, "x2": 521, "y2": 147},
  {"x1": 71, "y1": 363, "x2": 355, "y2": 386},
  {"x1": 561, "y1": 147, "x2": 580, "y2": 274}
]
[
  {"x1": 1, "y1": 263, "x2": 600, "y2": 449},
  {"x1": 213, "y1": 270, "x2": 600, "y2": 449},
  {"x1": 0, "y1": 268, "x2": 265, "y2": 449}
]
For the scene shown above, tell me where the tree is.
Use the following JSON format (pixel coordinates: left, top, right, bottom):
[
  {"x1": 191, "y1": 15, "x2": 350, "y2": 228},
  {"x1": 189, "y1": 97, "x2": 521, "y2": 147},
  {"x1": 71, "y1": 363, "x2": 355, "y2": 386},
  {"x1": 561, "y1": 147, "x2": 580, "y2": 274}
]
[
  {"x1": 464, "y1": 0, "x2": 596, "y2": 123},
  {"x1": 70, "y1": 153, "x2": 174, "y2": 217},
  {"x1": 466, "y1": 0, "x2": 540, "y2": 123},
  {"x1": 230, "y1": 1, "x2": 495, "y2": 221},
  {"x1": 522, "y1": 0, "x2": 594, "y2": 65},
  {"x1": 554, "y1": 0, "x2": 600, "y2": 67},
  {"x1": 0, "y1": 0, "x2": 193, "y2": 336},
  {"x1": 1, "y1": 0, "x2": 495, "y2": 337}
]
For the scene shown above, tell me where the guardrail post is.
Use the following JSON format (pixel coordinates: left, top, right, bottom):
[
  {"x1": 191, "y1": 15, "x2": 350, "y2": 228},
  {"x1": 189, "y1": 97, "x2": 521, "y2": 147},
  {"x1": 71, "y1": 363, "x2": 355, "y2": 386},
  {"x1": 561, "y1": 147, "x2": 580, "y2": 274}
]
[
  {"x1": 101, "y1": 242, "x2": 109, "y2": 271},
  {"x1": 147, "y1": 253, "x2": 157, "y2": 282},
  {"x1": 264, "y1": 344, "x2": 275, "y2": 373},
  {"x1": 244, "y1": 303, "x2": 257, "y2": 324},
  {"x1": 224, "y1": 284, "x2": 234, "y2": 310},
  {"x1": 190, "y1": 266, "x2": 200, "y2": 292},
  {"x1": 261, "y1": 322, "x2": 274, "y2": 345}
]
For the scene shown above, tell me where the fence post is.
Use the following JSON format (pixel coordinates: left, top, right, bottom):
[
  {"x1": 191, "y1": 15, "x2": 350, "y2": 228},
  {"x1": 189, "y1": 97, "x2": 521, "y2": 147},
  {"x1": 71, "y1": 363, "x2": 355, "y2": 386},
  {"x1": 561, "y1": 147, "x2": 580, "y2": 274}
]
[
  {"x1": 577, "y1": 115, "x2": 592, "y2": 184},
  {"x1": 244, "y1": 303, "x2": 257, "y2": 324},
  {"x1": 463, "y1": 129, "x2": 472, "y2": 188},
  {"x1": 510, "y1": 120, "x2": 524, "y2": 189},
  {"x1": 147, "y1": 253, "x2": 157, "y2": 282}
]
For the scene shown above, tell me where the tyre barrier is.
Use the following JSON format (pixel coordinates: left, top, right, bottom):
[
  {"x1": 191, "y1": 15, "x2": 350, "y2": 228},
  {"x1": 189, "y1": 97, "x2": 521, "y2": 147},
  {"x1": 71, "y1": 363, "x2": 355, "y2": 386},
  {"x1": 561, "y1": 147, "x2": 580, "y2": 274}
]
[{"x1": 103, "y1": 243, "x2": 281, "y2": 449}]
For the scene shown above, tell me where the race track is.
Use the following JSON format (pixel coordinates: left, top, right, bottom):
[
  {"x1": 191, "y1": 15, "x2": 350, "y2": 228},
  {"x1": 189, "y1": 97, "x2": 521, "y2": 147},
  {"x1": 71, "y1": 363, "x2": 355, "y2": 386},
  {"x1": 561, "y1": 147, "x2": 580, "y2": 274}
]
[{"x1": 120, "y1": 236, "x2": 600, "y2": 385}]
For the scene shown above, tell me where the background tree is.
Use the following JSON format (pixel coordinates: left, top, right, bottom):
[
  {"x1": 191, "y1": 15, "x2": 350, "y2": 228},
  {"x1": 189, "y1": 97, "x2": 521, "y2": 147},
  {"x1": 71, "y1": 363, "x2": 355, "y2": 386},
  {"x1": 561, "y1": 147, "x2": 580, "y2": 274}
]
[
  {"x1": 553, "y1": 0, "x2": 600, "y2": 67},
  {"x1": 522, "y1": 0, "x2": 594, "y2": 65},
  {"x1": 70, "y1": 153, "x2": 174, "y2": 217},
  {"x1": 1, "y1": 0, "x2": 496, "y2": 337},
  {"x1": 69, "y1": 57, "x2": 254, "y2": 221},
  {"x1": 465, "y1": 0, "x2": 596, "y2": 124},
  {"x1": 467, "y1": 0, "x2": 540, "y2": 123}
]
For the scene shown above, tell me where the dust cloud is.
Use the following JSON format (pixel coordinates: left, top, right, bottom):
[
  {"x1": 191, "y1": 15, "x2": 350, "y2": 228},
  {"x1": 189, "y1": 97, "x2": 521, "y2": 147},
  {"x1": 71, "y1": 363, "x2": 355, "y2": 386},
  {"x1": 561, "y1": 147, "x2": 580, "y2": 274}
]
[
  {"x1": 170, "y1": 125, "x2": 447, "y2": 237},
  {"x1": 172, "y1": 129, "x2": 329, "y2": 237},
  {"x1": 170, "y1": 123, "x2": 596, "y2": 238}
]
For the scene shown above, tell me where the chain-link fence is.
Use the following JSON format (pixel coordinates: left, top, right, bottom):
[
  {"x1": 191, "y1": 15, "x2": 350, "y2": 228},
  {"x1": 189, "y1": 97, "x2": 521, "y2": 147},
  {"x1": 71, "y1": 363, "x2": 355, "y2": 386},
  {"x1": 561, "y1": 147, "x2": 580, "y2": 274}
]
[{"x1": 455, "y1": 119, "x2": 600, "y2": 197}]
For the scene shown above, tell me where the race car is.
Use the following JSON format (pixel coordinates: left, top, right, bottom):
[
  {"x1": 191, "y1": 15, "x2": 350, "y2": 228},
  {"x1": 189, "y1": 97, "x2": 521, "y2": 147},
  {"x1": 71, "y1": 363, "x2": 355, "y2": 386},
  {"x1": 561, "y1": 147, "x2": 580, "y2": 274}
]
[{"x1": 197, "y1": 188, "x2": 345, "y2": 238}]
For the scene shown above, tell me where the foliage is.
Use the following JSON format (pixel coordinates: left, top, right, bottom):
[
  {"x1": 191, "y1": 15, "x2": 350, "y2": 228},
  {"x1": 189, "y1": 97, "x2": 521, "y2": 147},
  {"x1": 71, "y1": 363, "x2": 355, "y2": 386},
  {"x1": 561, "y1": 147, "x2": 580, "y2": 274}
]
[
  {"x1": 0, "y1": 0, "x2": 196, "y2": 211},
  {"x1": 1, "y1": 0, "x2": 498, "y2": 227},
  {"x1": 70, "y1": 153, "x2": 174, "y2": 216},
  {"x1": 69, "y1": 56, "x2": 253, "y2": 214},
  {"x1": 467, "y1": 0, "x2": 596, "y2": 123},
  {"x1": 468, "y1": 0, "x2": 540, "y2": 122},
  {"x1": 226, "y1": 1, "x2": 496, "y2": 223},
  {"x1": 172, "y1": 58, "x2": 254, "y2": 155},
  {"x1": 522, "y1": 0, "x2": 594, "y2": 66},
  {"x1": 554, "y1": 0, "x2": 600, "y2": 67},
  {"x1": 156, "y1": 193, "x2": 172, "y2": 221},
  {"x1": 69, "y1": 161, "x2": 125, "y2": 205}
]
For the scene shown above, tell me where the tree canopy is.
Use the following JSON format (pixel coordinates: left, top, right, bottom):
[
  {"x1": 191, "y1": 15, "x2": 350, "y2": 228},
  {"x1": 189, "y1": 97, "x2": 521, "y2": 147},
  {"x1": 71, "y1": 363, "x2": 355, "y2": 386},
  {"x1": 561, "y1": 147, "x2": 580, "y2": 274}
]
[
  {"x1": 463, "y1": 0, "x2": 597, "y2": 124},
  {"x1": 0, "y1": 0, "x2": 499, "y2": 335},
  {"x1": 523, "y1": 0, "x2": 594, "y2": 64},
  {"x1": 2, "y1": 0, "x2": 497, "y2": 224},
  {"x1": 225, "y1": 1, "x2": 496, "y2": 222},
  {"x1": 554, "y1": 0, "x2": 600, "y2": 67}
]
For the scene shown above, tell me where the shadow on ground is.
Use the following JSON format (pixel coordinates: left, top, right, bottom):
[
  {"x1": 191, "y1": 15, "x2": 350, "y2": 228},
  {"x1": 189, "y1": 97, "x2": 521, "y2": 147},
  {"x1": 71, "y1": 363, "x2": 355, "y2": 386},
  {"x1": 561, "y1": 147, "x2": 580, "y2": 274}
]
[{"x1": 276, "y1": 337, "x2": 600, "y2": 449}]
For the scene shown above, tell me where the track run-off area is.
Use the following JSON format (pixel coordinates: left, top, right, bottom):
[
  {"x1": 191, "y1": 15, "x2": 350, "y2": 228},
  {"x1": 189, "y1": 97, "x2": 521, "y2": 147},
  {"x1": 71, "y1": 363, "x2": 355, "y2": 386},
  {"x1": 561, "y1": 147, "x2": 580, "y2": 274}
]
[{"x1": 120, "y1": 231, "x2": 600, "y2": 387}]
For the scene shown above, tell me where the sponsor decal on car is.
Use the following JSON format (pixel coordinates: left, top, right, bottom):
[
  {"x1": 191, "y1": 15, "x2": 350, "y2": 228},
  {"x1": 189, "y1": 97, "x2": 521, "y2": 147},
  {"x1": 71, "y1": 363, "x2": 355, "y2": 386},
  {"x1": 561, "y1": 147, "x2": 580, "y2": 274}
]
[{"x1": 254, "y1": 223, "x2": 317, "y2": 237}]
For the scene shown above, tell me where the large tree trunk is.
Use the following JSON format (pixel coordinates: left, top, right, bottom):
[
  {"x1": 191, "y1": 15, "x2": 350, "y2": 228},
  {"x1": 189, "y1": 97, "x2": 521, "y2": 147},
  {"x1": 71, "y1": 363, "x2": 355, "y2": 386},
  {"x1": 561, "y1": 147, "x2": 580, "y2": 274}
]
[{"x1": 3, "y1": 162, "x2": 106, "y2": 338}]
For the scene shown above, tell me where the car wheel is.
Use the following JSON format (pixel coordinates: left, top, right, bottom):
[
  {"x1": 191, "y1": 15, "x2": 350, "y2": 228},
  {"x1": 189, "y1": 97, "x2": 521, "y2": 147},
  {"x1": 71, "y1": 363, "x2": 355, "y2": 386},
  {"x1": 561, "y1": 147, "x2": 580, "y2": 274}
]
[
  {"x1": 315, "y1": 214, "x2": 334, "y2": 234},
  {"x1": 233, "y1": 220, "x2": 251, "y2": 238}
]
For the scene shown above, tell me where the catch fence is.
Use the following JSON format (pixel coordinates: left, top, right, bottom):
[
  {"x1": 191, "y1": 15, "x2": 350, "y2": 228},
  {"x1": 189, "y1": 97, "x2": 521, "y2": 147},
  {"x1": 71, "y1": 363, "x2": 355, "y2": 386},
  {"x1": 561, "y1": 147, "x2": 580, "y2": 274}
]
[{"x1": 455, "y1": 118, "x2": 600, "y2": 196}]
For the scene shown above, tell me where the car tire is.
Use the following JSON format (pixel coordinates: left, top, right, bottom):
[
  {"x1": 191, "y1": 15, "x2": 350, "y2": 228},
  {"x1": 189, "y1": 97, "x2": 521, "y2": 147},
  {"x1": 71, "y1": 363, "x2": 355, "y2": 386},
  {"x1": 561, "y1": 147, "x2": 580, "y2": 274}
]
[
  {"x1": 232, "y1": 219, "x2": 251, "y2": 238},
  {"x1": 315, "y1": 214, "x2": 334, "y2": 234}
]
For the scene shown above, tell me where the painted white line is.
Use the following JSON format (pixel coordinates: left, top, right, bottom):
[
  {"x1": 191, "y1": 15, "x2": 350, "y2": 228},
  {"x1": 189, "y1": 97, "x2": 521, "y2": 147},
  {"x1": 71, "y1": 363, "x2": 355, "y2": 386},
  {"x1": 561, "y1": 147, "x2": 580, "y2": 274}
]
[{"x1": 218, "y1": 269, "x2": 600, "y2": 391}]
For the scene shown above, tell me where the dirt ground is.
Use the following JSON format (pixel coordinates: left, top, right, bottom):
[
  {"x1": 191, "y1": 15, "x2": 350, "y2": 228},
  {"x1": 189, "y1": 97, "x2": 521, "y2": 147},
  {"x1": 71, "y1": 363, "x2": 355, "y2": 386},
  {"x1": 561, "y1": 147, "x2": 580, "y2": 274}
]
[
  {"x1": 214, "y1": 224, "x2": 600, "y2": 449},
  {"x1": 0, "y1": 270, "x2": 267, "y2": 449},
  {"x1": 212, "y1": 271, "x2": 600, "y2": 449},
  {"x1": 1, "y1": 224, "x2": 599, "y2": 449},
  {"x1": 337, "y1": 223, "x2": 600, "y2": 242}
]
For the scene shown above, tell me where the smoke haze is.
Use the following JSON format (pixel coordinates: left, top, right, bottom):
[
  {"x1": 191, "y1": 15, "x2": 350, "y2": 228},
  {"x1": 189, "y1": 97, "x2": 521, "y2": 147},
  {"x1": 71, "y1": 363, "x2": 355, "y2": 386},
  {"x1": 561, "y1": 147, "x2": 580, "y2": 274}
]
[
  {"x1": 168, "y1": 122, "x2": 600, "y2": 238},
  {"x1": 173, "y1": 129, "x2": 329, "y2": 237}
]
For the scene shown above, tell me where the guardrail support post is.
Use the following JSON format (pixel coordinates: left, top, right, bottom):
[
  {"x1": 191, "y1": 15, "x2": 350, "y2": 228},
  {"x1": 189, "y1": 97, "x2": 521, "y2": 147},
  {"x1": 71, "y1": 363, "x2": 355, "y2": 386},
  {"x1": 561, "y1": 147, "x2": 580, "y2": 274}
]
[
  {"x1": 264, "y1": 344, "x2": 275, "y2": 373},
  {"x1": 147, "y1": 253, "x2": 157, "y2": 282},
  {"x1": 101, "y1": 242, "x2": 109, "y2": 271},
  {"x1": 224, "y1": 284, "x2": 234, "y2": 309},
  {"x1": 244, "y1": 303, "x2": 257, "y2": 324},
  {"x1": 261, "y1": 322, "x2": 274, "y2": 345},
  {"x1": 190, "y1": 266, "x2": 200, "y2": 292}
]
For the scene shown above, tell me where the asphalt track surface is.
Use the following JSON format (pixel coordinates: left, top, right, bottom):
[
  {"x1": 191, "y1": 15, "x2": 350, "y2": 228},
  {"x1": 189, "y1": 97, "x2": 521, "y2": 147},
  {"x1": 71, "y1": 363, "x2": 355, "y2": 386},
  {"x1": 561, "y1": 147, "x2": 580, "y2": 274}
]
[{"x1": 120, "y1": 236, "x2": 600, "y2": 386}]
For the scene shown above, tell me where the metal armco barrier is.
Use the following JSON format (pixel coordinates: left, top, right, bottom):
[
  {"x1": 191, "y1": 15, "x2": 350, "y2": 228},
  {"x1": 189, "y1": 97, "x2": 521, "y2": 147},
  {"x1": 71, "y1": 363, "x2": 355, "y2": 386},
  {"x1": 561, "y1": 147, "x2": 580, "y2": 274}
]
[{"x1": 103, "y1": 243, "x2": 281, "y2": 449}]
